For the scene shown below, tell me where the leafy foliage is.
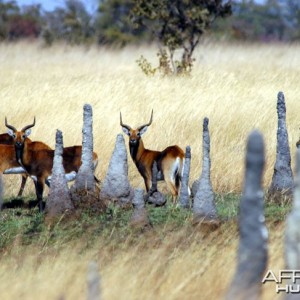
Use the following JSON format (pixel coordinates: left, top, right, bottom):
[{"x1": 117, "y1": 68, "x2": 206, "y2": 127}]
[
  {"x1": 136, "y1": 50, "x2": 174, "y2": 76},
  {"x1": 43, "y1": 0, "x2": 93, "y2": 45},
  {"x1": 95, "y1": 0, "x2": 147, "y2": 46},
  {"x1": 0, "y1": 0, "x2": 300, "y2": 52}
]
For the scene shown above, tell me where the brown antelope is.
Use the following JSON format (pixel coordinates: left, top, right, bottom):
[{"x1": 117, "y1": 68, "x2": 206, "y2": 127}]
[
  {"x1": 120, "y1": 110, "x2": 185, "y2": 199},
  {"x1": 0, "y1": 133, "x2": 52, "y2": 197},
  {"x1": 0, "y1": 133, "x2": 27, "y2": 196},
  {"x1": 5, "y1": 118, "x2": 99, "y2": 211}
]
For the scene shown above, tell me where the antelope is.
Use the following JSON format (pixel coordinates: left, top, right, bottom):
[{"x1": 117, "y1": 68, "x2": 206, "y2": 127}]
[
  {"x1": 5, "y1": 118, "x2": 99, "y2": 211},
  {"x1": 0, "y1": 133, "x2": 52, "y2": 197},
  {"x1": 120, "y1": 110, "x2": 185, "y2": 199}
]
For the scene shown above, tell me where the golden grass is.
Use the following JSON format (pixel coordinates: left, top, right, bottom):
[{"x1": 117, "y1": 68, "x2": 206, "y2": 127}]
[
  {"x1": 0, "y1": 221, "x2": 285, "y2": 300},
  {"x1": 0, "y1": 41, "x2": 297, "y2": 300},
  {"x1": 1, "y1": 41, "x2": 300, "y2": 195}
]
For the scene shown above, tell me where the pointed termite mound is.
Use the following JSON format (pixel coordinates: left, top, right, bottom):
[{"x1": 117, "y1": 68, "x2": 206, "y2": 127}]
[
  {"x1": 226, "y1": 131, "x2": 268, "y2": 300},
  {"x1": 130, "y1": 188, "x2": 150, "y2": 228},
  {"x1": 100, "y1": 134, "x2": 134, "y2": 206},
  {"x1": 87, "y1": 261, "x2": 101, "y2": 300},
  {"x1": 285, "y1": 148, "x2": 300, "y2": 299},
  {"x1": 193, "y1": 118, "x2": 218, "y2": 226},
  {"x1": 71, "y1": 104, "x2": 102, "y2": 210},
  {"x1": 46, "y1": 130, "x2": 74, "y2": 219},
  {"x1": 191, "y1": 118, "x2": 211, "y2": 197},
  {"x1": 144, "y1": 161, "x2": 166, "y2": 206},
  {"x1": 179, "y1": 146, "x2": 191, "y2": 208},
  {"x1": 75, "y1": 104, "x2": 96, "y2": 191},
  {"x1": 268, "y1": 92, "x2": 294, "y2": 202}
]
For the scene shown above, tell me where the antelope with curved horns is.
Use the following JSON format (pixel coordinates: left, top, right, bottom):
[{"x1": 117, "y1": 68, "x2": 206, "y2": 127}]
[
  {"x1": 0, "y1": 130, "x2": 52, "y2": 197},
  {"x1": 5, "y1": 117, "x2": 99, "y2": 211},
  {"x1": 120, "y1": 110, "x2": 185, "y2": 199},
  {"x1": 0, "y1": 133, "x2": 27, "y2": 197}
]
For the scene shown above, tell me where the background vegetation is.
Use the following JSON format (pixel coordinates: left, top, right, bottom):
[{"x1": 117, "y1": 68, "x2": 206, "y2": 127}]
[{"x1": 0, "y1": 0, "x2": 299, "y2": 45}]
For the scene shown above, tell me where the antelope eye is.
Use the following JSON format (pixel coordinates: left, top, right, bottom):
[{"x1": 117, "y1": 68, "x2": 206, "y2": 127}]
[
  {"x1": 13, "y1": 134, "x2": 16, "y2": 138},
  {"x1": 137, "y1": 132, "x2": 141, "y2": 137},
  {"x1": 22, "y1": 134, "x2": 26, "y2": 138}
]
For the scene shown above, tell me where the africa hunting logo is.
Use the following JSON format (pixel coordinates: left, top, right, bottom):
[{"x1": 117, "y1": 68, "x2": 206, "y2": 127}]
[{"x1": 262, "y1": 270, "x2": 300, "y2": 294}]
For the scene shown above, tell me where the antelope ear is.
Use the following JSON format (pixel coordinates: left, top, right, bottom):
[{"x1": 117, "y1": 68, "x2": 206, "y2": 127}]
[
  {"x1": 122, "y1": 127, "x2": 131, "y2": 136},
  {"x1": 7, "y1": 129, "x2": 15, "y2": 137},
  {"x1": 139, "y1": 126, "x2": 148, "y2": 136},
  {"x1": 24, "y1": 129, "x2": 31, "y2": 137}
]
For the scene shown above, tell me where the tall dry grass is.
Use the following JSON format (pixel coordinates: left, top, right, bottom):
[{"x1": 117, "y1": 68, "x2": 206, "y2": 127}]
[
  {"x1": 0, "y1": 41, "x2": 294, "y2": 299},
  {"x1": 0, "y1": 221, "x2": 285, "y2": 300},
  {"x1": 1, "y1": 41, "x2": 300, "y2": 196}
]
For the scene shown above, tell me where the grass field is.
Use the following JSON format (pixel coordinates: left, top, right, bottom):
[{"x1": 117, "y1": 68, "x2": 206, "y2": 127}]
[
  {"x1": 0, "y1": 41, "x2": 299, "y2": 299},
  {"x1": 0, "y1": 197, "x2": 289, "y2": 300},
  {"x1": 1, "y1": 41, "x2": 300, "y2": 196}
]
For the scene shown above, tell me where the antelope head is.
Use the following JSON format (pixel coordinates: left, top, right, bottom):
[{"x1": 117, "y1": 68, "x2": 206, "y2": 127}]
[
  {"x1": 5, "y1": 117, "x2": 36, "y2": 151},
  {"x1": 120, "y1": 110, "x2": 153, "y2": 146}
]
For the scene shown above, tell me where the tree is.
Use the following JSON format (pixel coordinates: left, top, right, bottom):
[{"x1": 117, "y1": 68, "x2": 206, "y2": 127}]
[
  {"x1": 131, "y1": 0, "x2": 231, "y2": 75},
  {"x1": 213, "y1": 0, "x2": 296, "y2": 42},
  {"x1": 0, "y1": 0, "x2": 19, "y2": 40},
  {"x1": 42, "y1": 8, "x2": 66, "y2": 45},
  {"x1": 42, "y1": 0, "x2": 94, "y2": 46},
  {"x1": 95, "y1": 0, "x2": 147, "y2": 46},
  {"x1": 9, "y1": 4, "x2": 42, "y2": 39},
  {"x1": 280, "y1": 0, "x2": 300, "y2": 40},
  {"x1": 63, "y1": 0, "x2": 93, "y2": 44}
]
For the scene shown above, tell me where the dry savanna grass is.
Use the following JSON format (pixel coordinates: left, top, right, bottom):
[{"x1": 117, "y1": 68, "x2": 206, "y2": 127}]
[
  {"x1": 0, "y1": 42, "x2": 298, "y2": 300},
  {"x1": 0, "y1": 218, "x2": 285, "y2": 300},
  {"x1": 0, "y1": 41, "x2": 300, "y2": 196}
]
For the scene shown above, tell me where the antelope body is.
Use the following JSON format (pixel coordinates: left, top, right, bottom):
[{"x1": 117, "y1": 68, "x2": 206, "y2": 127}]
[
  {"x1": 120, "y1": 110, "x2": 185, "y2": 198},
  {"x1": 5, "y1": 118, "x2": 98, "y2": 211},
  {"x1": 0, "y1": 144, "x2": 19, "y2": 172},
  {"x1": 0, "y1": 133, "x2": 51, "y2": 197}
]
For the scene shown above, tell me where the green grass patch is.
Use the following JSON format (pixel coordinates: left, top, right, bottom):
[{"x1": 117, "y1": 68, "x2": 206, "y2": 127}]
[{"x1": 0, "y1": 192, "x2": 292, "y2": 254}]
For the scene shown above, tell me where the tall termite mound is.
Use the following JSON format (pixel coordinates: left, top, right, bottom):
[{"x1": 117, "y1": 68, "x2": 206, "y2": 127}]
[
  {"x1": 268, "y1": 91, "x2": 294, "y2": 202},
  {"x1": 46, "y1": 129, "x2": 74, "y2": 219},
  {"x1": 71, "y1": 104, "x2": 103, "y2": 211},
  {"x1": 100, "y1": 134, "x2": 134, "y2": 206},
  {"x1": 193, "y1": 118, "x2": 219, "y2": 225},
  {"x1": 226, "y1": 131, "x2": 268, "y2": 300}
]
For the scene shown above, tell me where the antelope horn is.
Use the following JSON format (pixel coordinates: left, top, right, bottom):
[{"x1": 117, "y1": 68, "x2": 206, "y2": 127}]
[
  {"x1": 5, "y1": 117, "x2": 17, "y2": 132},
  {"x1": 138, "y1": 109, "x2": 153, "y2": 130},
  {"x1": 21, "y1": 117, "x2": 36, "y2": 132},
  {"x1": 120, "y1": 112, "x2": 131, "y2": 130}
]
